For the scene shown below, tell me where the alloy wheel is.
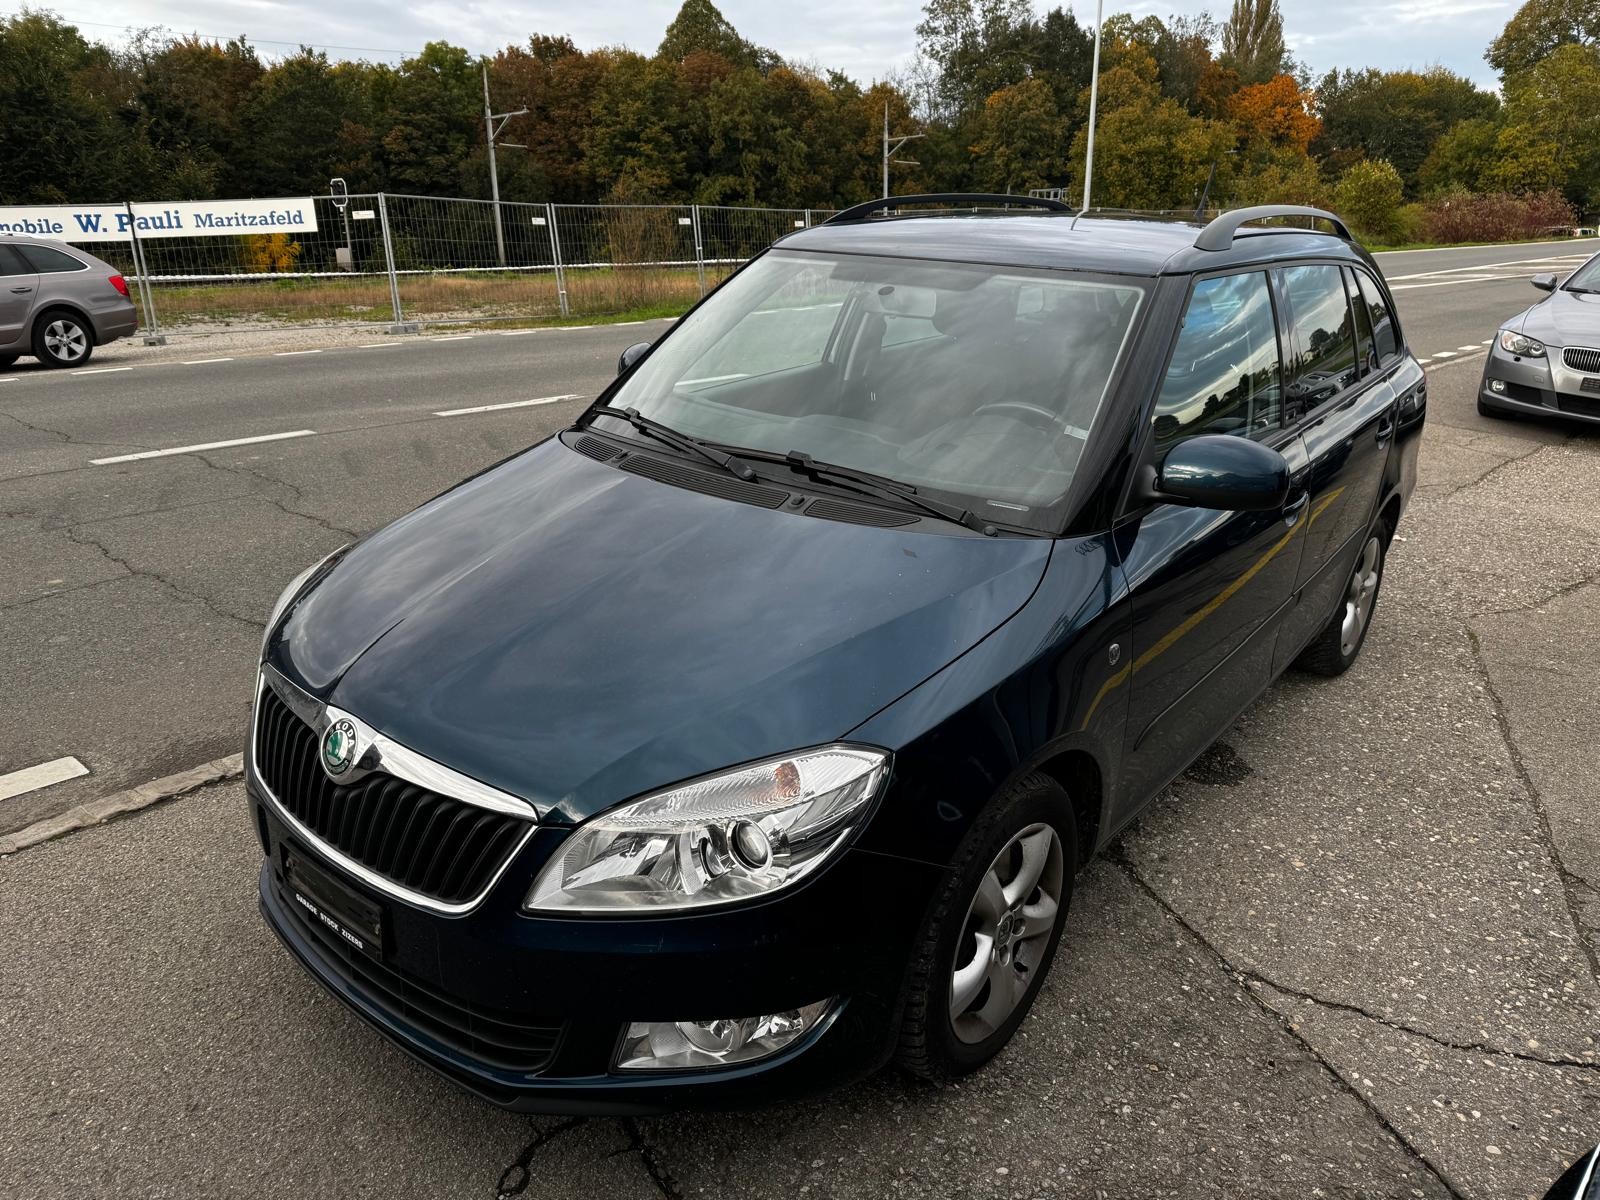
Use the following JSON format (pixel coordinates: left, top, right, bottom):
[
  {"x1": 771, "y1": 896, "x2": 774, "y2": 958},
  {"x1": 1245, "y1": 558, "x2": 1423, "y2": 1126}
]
[
  {"x1": 1339, "y1": 535, "x2": 1382, "y2": 657},
  {"x1": 43, "y1": 319, "x2": 89, "y2": 364},
  {"x1": 948, "y1": 821, "x2": 1065, "y2": 1044}
]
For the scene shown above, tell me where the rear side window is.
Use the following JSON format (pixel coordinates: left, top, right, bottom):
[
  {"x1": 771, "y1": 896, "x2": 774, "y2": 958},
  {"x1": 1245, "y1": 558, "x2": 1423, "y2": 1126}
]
[
  {"x1": 16, "y1": 244, "x2": 88, "y2": 273},
  {"x1": 1279, "y1": 265, "x2": 1358, "y2": 411},
  {"x1": 1153, "y1": 271, "x2": 1283, "y2": 447},
  {"x1": 1355, "y1": 270, "x2": 1400, "y2": 365},
  {"x1": 0, "y1": 245, "x2": 31, "y2": 277}
]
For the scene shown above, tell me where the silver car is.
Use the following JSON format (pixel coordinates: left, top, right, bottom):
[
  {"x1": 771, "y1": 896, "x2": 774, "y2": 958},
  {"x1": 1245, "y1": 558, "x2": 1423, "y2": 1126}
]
[
  {"x1": 1480, "y1": 252, "x2": 1600, "y2": 423},
  {"x1": 0, "y1": 235, "x2": 139, "y2": 369}
]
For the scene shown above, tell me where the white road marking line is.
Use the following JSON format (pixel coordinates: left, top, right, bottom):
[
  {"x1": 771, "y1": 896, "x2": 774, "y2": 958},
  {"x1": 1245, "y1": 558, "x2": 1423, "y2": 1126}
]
[
  {"x1": 0, "y1": 377, "x2": 16, "y2": 383},
  {"x1": 1415, "y1": 356, "x2": 1432, "y2": 363},
  {"x1": 432, "y1": 334, "x2": 474, "y2": 341},
  {"x1": 1376, "y1": 237, "x2": 1600, "y2": 258},
  {"x1": 1458, "y1": 345, "x2": 1480, "y2": 351},
  {"x1": 1388, "y1": 252, "x2": 1595, "y2": 281},
  {"x1": 1432, "y1": 349, "x2": 1456, "y2": 357},
  {"x1": 497, "y1": 329, "x2": 545, "y2": 336},
  {"x1": 359, "y1": 342, "x2": 398, "y2": 348},
  {"x1": 1390, "y1": 276, "x2": 1496, "y2": 291},
  {"x1": 1482, "y1": 339, "x2": 1494, "y2": 345},
  {"x1": 90, "y1": 429, "x2": 317, "y2": 465},
  {"x1": 182, "y1": 357, "x2": 233, "y2": 365},
  {"x1": 1423, "y1": 349, "x2": 1485, "y2": 373},
  {"x1": 433, "y1": 394, "x2": 579, "y2": 417},
  {"x1": 0, "y1": 756, "x2": 89, "y2": 803},
  {"x1": 274, "y1": 349, "x2": 322, "y2": 356},
  {"x1": 79, "y1": 366, "x2": 133, "y2": 375}
]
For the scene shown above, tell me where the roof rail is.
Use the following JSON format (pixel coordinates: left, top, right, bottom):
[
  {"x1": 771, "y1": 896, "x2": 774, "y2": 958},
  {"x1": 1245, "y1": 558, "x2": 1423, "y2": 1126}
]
[
  {"x1": 1194, "y1": 205, "x2": 1352, "y2": 251},
  {"x1": 825, "y1": 193, "x2": 1073, "y2": 225}
]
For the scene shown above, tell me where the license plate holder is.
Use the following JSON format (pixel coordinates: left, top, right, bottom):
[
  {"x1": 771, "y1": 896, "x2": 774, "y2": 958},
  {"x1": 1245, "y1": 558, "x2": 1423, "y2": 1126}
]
[
  {"x1": 284, "y1": 848, "x2": 385, "y2": 962},
  {"x1": 1580, "y1": 377, "x2": 1600, "y2": 394}
]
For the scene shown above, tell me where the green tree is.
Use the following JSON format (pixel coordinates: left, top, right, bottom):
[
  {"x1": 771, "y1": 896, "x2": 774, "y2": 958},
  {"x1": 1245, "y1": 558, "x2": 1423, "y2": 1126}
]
[
  {"x1": 1334, "y1": 159, "x2": 1405, "y2": 241},
  {"x1": 1314, "y1": 67, "x2": 1499, "y2": 191},
  {"x1": 969, "y1": 77, "x2": 1066, "y2": 193},
  {"x1": 1219, "y1": 0, "x2": 1288, "y2": 86},
  {"x1": 238, "y1": 49, "x2": 358, "y2": 195},
  {"x1": 581, "y1": 51, "x2": 691, "y2": 201},
  {"x1": 658, "y1": 0, "x2": 774, "y2": 71},
  {"x1": 1486, "y1": 42, "x2": 1600, "y2": 204},
  {"x1": 1417, "y1": 118, "x2": 1501, "y2": 194},
  {"x1": 0, "y1": 12, "x2": 130, "y2": 203},
  {"x1": 1487, "y1": 0, "x2": 1600, "y2": 78}
]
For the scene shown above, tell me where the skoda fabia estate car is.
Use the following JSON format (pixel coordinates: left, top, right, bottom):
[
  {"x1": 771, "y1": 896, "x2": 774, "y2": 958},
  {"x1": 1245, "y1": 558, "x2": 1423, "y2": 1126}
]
[
  {"x1": 1479, "y1": 251, "x2": 1600, "y2": 424},
  {"x1": 0, "y1": 234, "x2": 138, "y2": 368},
  {"x1": 250, "y1": 198, "x2": 1423, "y2": 1112}
]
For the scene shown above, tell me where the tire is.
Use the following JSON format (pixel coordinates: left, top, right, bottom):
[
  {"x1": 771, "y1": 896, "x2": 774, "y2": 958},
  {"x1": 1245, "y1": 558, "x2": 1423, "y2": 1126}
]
[
  {"x1": 897, "y1": 771, "x2": 1077, "y2": 1082},
  {"x1": 32, "y1": 309, "x2": 95, "y2": 368},
  {"x1": 1294, "y1": 525, "x2": 1388, "y2": 677},
  {"x1": 1477, "y1": 395, "x2": 1510, "y2": 419}
]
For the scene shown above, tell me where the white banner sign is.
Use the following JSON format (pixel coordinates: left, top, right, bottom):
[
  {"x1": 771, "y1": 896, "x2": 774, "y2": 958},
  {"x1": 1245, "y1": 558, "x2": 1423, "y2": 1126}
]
[{"x1": 0, "y1": 198, "x2": 318, "y2": 243}]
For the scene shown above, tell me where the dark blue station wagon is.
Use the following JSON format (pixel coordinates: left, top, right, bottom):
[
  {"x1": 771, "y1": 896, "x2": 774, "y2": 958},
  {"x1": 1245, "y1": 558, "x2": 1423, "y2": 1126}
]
[{"x1": 249, "y1": 198, "x2": 1423, "y2": 1113}]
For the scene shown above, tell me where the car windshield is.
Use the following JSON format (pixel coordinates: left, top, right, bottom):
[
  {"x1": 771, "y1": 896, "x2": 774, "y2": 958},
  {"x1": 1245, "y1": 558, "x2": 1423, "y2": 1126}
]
[
  {"x1": 1563, "y1": 254, "x2": 1600, "y2": 291},
  {"x1": 599, "y1": 250, "x2": 1148, "y2": 521}
]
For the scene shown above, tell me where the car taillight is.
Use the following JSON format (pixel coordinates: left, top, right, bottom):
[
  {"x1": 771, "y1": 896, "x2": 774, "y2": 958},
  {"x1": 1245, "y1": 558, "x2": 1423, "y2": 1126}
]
[{"x1": 108, "y1": 274, "x2": 130, "y2": 297}]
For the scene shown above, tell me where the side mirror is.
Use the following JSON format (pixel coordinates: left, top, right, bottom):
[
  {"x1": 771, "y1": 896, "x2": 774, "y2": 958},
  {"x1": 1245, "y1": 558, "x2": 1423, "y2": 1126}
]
[
  {"x1": 1147, "y1": 434, "x2": 1290, "y2": 511},
  {"x1": 1532, "y1": 273, "x2": 1557, "y2": 293},
  {"x1": 618, "y1": 341, "x2": 652, "y2": 375}
]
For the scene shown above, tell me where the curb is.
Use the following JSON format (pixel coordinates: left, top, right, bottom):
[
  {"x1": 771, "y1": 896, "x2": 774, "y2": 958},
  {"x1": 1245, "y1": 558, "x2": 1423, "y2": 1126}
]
[{"x1": 0, "y1": 753, "x2": 244, "y2": 856}]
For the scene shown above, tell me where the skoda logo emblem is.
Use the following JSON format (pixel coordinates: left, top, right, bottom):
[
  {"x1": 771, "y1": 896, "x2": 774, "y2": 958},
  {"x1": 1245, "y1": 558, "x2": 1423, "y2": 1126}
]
[{"x1": 320, "y1": 718, "x2": 358, "y2": 779}]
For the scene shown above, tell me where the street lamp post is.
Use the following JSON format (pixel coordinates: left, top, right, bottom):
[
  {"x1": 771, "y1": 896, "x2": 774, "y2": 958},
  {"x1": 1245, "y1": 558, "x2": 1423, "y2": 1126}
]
[
  {"x1": 481, "y1": 63, "x2": 528, "y2": 268},
  {"x1": 1081, "y1": 0, "x2": 1105, "y2": 213}
]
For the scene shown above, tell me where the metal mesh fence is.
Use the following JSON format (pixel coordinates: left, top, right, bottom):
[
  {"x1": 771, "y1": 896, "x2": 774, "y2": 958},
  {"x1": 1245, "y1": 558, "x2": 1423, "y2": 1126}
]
[{"x1": 92, "y1": 194, "x2": 843, "y2": 340}]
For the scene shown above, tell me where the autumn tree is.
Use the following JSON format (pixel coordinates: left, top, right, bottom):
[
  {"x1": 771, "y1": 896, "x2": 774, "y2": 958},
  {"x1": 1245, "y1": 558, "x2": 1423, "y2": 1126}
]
[
  {"x1": 969, "y1": 77, "x2": 1066, "y2": 193},
  {"x1": 1487, "y1": 0, "x2": 1600, "y2": 78},
  {"x1": 1227, "y1": 74, "x2": 1319, "y2": 162},
  {"x1": 1219, "y1": 0, "x2": 1288, "y2": 86}
]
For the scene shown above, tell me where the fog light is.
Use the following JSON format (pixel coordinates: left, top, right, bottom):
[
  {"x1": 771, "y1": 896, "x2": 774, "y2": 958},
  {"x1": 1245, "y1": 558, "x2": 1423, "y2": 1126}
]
[
  {"x1": 615, "y1": 999, "x2": 835, "y2": 1071},
  {"x1": 1489, "y1": 378, "x2": 1506, "y2": 393}
]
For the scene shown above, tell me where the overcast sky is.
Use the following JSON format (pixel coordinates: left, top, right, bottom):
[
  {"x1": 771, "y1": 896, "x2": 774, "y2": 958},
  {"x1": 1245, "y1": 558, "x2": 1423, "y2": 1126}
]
[{"x1": 67, "y1": 0, "x2": 1510, "y2": 88}]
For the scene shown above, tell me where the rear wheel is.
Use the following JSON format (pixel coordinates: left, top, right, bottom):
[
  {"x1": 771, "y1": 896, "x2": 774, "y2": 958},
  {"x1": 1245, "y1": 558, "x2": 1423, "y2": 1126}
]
[
  {"x1": 897, "y1": 772, "x2": 1076, "y2": 1081},
  {"x1": 32, "y1": 309, "x2": 94, "y2": 368},
  {"x1": 1295, "y1": 528, "x2": 1386, "y2": 676}
]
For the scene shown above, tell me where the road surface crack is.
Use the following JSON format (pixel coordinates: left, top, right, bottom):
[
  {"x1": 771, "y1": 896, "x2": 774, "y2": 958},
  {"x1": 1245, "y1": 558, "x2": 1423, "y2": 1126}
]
[
  {"x1": 1464, "y1": 627, "x2": 1600, "y2": 993},
  {"x1": 495, "y1": 1117, "x2": 586, "y2": 1198},
  {"x1": 62, "y1": 524, "x2": 264, "y2": 632},
  {"x1": 193, "y1": 452, "x2": 363, "y2": 541},
  {"x1": 621, "y1": 1118, "x2": 683, "y2": 1198},
  {"x1": 1111, "y1": 848, "x2": 1471, "y2": 1200},
  {"x1": 0, "y1": 406, "x2": 149, "y2": 453}
]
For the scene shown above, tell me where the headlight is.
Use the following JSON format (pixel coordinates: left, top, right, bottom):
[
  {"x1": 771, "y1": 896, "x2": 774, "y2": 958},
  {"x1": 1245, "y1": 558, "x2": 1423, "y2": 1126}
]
[
  {"x1": 262, "y1": 544, "x2": 349, "y2": 655},
  {"x1": 1499, "y1": 329, "x2": 1546, "y2": 357},
  {"x1": 525, "y1": 746, "x2": 889, "y2": 913}
]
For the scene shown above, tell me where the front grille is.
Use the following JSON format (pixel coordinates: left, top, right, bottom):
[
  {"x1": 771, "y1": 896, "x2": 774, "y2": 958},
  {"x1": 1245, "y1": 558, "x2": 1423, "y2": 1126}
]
[
  {"x1": 1500, "y1": 380, "x2": 1545, "y2": 406},
  {"x1": 1557, "y1": 393, "x2": 1600, "y2": 420},
  {"x1": 1563, "y1": 346, "x2": 1600, "y2": 374},
  {"x1": 276, "y1": 867, "x2": 563, "y2": 1073},
  {"x1": 255, "y1": 685, "x2": 530, "y2": 906}
]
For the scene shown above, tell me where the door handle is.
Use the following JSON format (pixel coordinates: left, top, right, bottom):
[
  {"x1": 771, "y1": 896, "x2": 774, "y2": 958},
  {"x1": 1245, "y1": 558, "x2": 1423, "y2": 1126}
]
[
  {"x1": 1282, "y1": 490, "x2": 1310, "y2": 527},
  {"x1": 1375, "y1": 413, "x2": 1395, "y2": 444},
  {"x1": 9, "y1": 286, "x2": 32, "y2": 294}
]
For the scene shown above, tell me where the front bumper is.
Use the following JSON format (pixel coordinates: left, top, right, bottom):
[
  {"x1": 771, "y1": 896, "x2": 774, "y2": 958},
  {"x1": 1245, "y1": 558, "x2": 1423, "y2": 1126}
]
[
  {"x1": 251, "y1": 781, "x2": 940, "y2": 1113},
  {"x1": 1479, "y1": 344, "x2": 1600, "y2": 422}
]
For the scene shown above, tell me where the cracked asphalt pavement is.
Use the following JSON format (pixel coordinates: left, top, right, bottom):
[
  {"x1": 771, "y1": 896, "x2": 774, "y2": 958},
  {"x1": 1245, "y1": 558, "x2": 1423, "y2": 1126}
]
[{"x1": 2, "y1": 244, "x2": 1598, "y2": 1198}]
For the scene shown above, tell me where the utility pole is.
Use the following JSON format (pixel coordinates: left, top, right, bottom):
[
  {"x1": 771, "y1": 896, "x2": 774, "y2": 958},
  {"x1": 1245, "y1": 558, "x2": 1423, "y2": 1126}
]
[
  {"x1": 882, "y1": 103, "x2": 925, "y2": 199},
  {"x1": 1081, "y1": 0, "x2": 1105, "y2": 212},
  {"x1": 482, "y1": 62, "x2": 528, "y2": 268}
]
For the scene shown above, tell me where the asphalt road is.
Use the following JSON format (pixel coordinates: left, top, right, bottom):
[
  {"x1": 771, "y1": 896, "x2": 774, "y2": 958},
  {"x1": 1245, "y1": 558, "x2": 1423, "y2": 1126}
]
[{"x1": 2, "y1": 238, "x2": 1599, "y2": 1199}]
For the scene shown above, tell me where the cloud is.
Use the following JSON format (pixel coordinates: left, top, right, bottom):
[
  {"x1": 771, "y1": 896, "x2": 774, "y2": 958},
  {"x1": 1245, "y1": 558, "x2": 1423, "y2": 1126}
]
[{"x1": 75, "y1": 0, "x2": 1504, "y2": 87}]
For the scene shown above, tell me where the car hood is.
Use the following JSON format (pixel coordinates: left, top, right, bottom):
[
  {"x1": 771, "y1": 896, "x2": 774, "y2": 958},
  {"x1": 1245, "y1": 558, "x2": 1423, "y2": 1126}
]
[
  {"x1": 1514, "y1": 290, "x2": 1600, "y2": 343},
  {"x1": 269, "y1": 437, "x2": 1051, "y2": 823}
]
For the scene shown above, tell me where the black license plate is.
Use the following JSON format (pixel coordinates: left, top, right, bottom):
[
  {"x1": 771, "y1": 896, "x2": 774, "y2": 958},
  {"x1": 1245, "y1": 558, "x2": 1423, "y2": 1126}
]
[
  {"x1": 1580, "y1": 377, "x2": 1600, "y2": 394},
  {"x1": 284, "y1": 849, "x2": 385, "y2": 961}
]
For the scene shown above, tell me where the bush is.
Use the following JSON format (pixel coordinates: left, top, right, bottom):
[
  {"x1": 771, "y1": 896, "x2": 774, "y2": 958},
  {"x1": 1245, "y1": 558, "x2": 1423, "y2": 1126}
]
[
  {"x1": 1421, "y1": 188, "x2": 1578, "y2": 244},
  {"x1": 1333, "y1": 159, "x2": 1404, "y2": 243}
]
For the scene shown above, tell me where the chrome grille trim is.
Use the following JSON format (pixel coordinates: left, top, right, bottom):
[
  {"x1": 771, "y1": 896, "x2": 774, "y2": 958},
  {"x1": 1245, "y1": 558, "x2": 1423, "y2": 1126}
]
[
  {"x1": 250, "y1": 664, "x2": 540, "y2": 914},
  {"x1": 1562, "y1": 346, "x2": 1600, "y2": 374}
]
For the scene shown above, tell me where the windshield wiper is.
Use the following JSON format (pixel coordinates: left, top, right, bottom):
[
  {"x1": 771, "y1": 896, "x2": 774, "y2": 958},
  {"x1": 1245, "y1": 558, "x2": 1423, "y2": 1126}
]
[
  {"x1": 589, "y1": 405, "x2": 758, "y2": 481},
  {"x1": 730, "y1": 446, "x2": 996, "y2": 535}
]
